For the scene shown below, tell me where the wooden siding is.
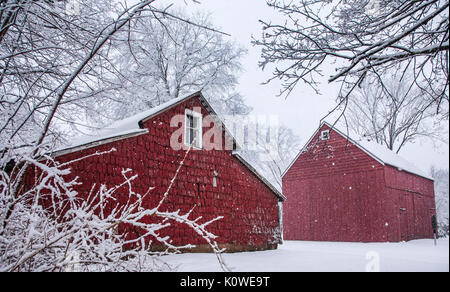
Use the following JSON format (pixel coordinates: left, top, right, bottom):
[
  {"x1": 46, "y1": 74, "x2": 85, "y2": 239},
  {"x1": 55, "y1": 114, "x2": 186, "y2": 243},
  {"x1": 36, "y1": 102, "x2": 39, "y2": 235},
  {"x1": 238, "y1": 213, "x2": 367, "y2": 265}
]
[{"x1": 283, "y1": 124, "x2": 436, "y2": 242}]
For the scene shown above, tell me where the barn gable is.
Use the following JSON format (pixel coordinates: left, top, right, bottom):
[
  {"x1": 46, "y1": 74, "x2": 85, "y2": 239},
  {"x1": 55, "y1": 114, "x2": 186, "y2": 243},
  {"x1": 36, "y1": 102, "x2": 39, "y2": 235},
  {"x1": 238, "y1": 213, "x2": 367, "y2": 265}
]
[
  {"x1": 283, "y1": 122, "x2": 432, "y2": 181},
  {"x1": 54, "y1": 92, "x2": 231, "y2": 157},
  {"x1": 54, "y1": 92, "x2": 284, "y2": 202},
  {"x1": 283, "y1": 122, "x2": 386, "y2": 182}
]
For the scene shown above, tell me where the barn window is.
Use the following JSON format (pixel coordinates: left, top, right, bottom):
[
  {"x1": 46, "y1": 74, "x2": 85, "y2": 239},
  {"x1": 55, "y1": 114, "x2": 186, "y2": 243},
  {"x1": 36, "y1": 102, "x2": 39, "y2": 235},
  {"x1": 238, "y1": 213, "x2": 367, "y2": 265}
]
[
  {"x1": 320, "y1": 130, "x2": 330, "y2": 140},
  {"x1": 185, "y1": 109, "x2": 202, "y2": 149}
]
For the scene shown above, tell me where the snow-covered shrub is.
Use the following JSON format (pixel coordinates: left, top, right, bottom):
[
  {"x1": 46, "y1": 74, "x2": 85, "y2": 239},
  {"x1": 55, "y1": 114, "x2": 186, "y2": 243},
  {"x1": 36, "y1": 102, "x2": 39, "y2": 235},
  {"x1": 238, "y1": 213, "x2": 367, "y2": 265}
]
[{"x1": 0, "y1": 148, "x2": 228, "y2": 272}]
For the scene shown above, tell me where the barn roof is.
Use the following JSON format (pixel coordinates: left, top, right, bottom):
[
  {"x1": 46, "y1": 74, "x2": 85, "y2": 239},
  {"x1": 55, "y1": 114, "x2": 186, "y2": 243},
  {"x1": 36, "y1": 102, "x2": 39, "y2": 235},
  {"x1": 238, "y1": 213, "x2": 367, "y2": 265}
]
[
  {"x1": 55, "y1": 92, "x2": 200, "y2": 153},
  {"x1": 53, "y1": 91, "x2": 286, "y2": 201},
  {"x1": 282, "y1": 121, "x2": 433, "y2": 181}
]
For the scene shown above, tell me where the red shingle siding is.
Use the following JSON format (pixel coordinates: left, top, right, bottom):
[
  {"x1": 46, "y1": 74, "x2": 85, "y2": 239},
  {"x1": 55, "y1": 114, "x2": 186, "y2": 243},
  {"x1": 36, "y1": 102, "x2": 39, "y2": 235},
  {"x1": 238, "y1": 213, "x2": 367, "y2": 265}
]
[
  {"x1": 384, "y1": 165, "x2": 436, "y2": 242},
  {"x1": 29, "y1": 95, "x2": 281, "y2": 252},
  {"x1": 283, "y1": 124, "x2": 436, "y2": 242}
]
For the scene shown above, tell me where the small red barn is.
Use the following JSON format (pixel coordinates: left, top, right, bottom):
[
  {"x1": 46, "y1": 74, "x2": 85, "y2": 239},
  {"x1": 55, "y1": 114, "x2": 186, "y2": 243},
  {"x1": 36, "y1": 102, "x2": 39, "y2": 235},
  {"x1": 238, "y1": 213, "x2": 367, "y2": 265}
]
[
  {"x1": 32, "y1": 92, "x2": 284, "y2": 252},
  {"x1": 282, "y1": 122, "x2": 436, "y2": 242}
]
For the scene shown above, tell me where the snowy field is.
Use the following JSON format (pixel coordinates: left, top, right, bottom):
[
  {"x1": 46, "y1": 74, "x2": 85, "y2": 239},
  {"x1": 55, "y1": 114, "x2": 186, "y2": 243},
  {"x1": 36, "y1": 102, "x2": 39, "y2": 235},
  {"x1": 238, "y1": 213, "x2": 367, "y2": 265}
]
[{"x1": 164, "y1": 239, "x2": 449, "y2": 272}]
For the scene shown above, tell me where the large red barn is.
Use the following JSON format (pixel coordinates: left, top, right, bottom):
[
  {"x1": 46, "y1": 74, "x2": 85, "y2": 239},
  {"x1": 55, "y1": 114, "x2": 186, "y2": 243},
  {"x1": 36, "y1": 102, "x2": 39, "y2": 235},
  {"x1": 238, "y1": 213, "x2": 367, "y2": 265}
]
[
  {"x1": 30, "y1": 92, "x2": 284, "y2": 252},
  {"x1": 282, "y1": 122, "x2": 436, "y2": 242}
]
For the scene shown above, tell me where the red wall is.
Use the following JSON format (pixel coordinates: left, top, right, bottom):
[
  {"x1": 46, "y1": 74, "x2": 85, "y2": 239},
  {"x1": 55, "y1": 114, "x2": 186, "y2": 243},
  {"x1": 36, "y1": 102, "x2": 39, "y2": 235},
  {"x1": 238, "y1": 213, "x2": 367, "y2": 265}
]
[
  {"x1": 283, "y1": 124, "x2": 435, "y2": 243},
  {"x1": 383, "y1": 165, "x2": 436, "y2": 241},
  {"x1": 31, "y1": 95, "x2": 281, "y2": 252}
]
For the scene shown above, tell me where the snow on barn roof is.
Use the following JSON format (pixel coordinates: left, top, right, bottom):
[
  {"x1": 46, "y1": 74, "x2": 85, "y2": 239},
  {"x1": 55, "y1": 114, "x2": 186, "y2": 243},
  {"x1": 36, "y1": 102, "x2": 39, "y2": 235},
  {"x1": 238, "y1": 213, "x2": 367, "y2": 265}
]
[
  {"x1": 53, "y1": 91, "x2": 286, "y2": 201},
  {"x1": 282, "y1": 121, "x2": 433, "y2": 181},
  {"x1": 356, "y1": 137, "x2": 433, "y2": 180},
  {"x1": 56, "y1": 94, "x2": 193, "y2": 153}
]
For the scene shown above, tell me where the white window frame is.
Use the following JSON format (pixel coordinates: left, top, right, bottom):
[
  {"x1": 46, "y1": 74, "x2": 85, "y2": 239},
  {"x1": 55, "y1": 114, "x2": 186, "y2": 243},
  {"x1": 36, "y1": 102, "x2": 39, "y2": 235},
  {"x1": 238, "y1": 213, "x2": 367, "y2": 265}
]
[
  {"x1": 184, "y1": 109, "x2": 203, "y2": 149},
  {"x1": 320, "y1": 130, "x2": 330, "y2": 141}
]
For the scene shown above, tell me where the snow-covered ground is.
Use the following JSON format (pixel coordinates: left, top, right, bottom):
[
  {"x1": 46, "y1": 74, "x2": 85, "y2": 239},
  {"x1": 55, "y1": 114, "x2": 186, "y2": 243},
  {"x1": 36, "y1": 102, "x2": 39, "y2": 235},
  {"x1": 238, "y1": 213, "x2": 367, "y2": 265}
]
[{"x1": 164, "y1": 239, "x2": 449, "y2": 272}]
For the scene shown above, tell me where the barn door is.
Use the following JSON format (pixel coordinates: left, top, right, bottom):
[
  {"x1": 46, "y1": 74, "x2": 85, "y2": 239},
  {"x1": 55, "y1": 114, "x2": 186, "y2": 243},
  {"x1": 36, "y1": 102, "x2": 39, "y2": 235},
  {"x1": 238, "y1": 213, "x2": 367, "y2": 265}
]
[
  {"x1": 399, "y1": 208, "x2": 408, "y2": 241},
  {"x1": 399, "y1": 194, "x2": 409, "y2": 242},
  {"x1": 399, "y1": 193, "x2": 416, "y2": 241},
  {"x1": 405, "y1": 194, "x2": 415, "y2": 241}
]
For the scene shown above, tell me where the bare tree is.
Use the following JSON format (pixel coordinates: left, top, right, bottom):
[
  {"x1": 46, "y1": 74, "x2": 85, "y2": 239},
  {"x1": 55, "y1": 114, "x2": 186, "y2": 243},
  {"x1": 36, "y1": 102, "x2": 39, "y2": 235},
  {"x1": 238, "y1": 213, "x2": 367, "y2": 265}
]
[
  {"x1": 259, "y1": 126, "x2": 301, "y2": 189},
  {"x1": 345, "y1": 73, "x2": 446, "y2": 153},
  {"x1": 86, "y1": 9, "x2": 249, "y2": 125},
  {"x1": 253, "y1": 0, "x2": 449, "y2": 116},
  {"x1": 0, "y1": 0, "x2": 159, "y2": 150},
  {"x1": 239, "y1": 123, "x2": 301, "y2": 190}
]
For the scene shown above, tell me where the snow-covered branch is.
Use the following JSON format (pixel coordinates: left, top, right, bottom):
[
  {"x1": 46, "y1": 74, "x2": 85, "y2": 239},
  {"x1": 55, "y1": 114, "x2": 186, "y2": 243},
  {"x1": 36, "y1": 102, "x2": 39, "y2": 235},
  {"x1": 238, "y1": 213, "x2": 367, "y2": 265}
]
[
  {"x1": 254, "y1": 0, "x2": 449, "y2": 116},
  {"x1": 0, "y1": 147, "x2": 228, "y2": 272}
]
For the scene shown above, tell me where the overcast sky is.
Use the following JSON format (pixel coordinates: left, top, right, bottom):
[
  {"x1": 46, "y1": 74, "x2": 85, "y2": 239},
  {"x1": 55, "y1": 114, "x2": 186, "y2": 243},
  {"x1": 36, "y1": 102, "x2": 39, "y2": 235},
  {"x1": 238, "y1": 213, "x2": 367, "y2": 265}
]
[{"x1": 161, "y1": 0, "x2": 449, "y2": 172}]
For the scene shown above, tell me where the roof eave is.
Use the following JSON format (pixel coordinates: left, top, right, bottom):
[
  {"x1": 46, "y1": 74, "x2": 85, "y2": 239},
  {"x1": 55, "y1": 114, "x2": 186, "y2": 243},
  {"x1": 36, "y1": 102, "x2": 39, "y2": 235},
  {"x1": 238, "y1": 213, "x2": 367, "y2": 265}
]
[{"x1": 52, "y1": 129, "x2": 149, "y2": 158}]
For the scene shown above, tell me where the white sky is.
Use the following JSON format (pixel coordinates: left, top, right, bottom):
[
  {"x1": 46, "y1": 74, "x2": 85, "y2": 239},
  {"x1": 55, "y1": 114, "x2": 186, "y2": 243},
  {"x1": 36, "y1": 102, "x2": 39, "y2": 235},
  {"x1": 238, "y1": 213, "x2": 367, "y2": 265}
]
[
  {"x1": 182, "y1": 0, "x2": 450, "y2": 173},
  {"x1": 131, "y1": 0, "x2": 449, "y2": 173}
]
